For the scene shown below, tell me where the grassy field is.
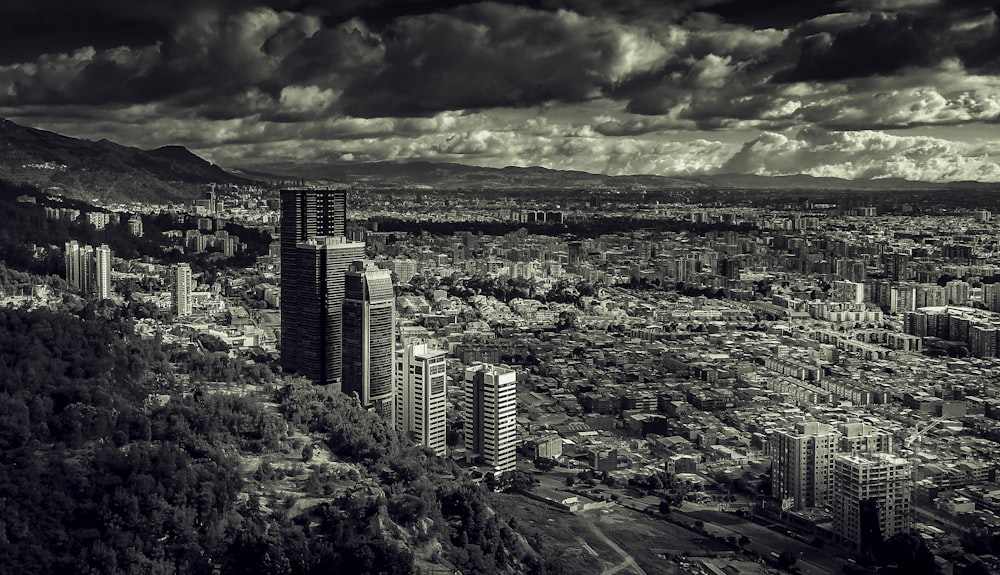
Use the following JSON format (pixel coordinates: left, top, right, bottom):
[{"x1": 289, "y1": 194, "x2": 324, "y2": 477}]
[{"x1": 494, "y1": 493, "x2": 738, "y2": 575}]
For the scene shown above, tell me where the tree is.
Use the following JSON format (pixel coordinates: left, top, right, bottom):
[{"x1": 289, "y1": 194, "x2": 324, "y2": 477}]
[
  {"x1": 534, "y1": 457, "x2": 557, "y2": 472},
  {"x1": 778, "y1": 549, "x2": 799, "y2": 570},
  {"x1": 877, "y1": 532, "x2": 934, "y2": 575}
]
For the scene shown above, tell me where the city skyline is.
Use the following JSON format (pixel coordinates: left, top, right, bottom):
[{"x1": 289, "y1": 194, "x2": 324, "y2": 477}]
[{"x1": 1, "y1": 0, "x2": 999, "y2": 182}]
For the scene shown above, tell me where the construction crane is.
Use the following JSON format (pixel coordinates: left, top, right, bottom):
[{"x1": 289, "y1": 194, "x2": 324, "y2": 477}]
[{"x1": 904, "y1": 416, "x2": 946, "y2": 449}]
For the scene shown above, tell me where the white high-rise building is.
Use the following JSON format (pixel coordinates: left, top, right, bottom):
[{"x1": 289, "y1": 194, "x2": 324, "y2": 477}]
[
  {"x1": 395, "y1": 343, "x2": 448, "y2": 456},
  {"x1": 464, "y1": 363, "x2": 517, "y2": 476},
  {"x1": 174, "y1": 263, "x2": 192, "y2": 317},
  {"x1": 94, "y1": 244, "x2": 112, "y2": 300},
  {"x1": 771, "y1": 421, "x2": 839, "y2": 510},
  {"x1": 833, "y1": 453, "x2": 912, "y2": 554}
]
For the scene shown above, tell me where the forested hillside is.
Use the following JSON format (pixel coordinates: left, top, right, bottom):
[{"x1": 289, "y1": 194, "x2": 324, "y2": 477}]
[{"x1": 0, "y1": 303, "x2": 565, "y2": 574}]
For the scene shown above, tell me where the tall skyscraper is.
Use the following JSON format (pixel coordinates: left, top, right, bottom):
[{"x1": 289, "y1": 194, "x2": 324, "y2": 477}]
[
  {"x1": 396, "y1": 343, "x2": 448, "y2": 456},
  {"x1": 80, "y1": 245, "x2": 95, "y2": 294},
  {"x1": 280, "y1": 189, "x2": 347, "y2": 264},
  {"x1": 343, "y1": 261, "x2": 395, "y2": 416},
  {"x1": 65, "y1": 240, "x2": 81, "y2": 290},
  {"x1": 280, "y1": 189, "x2": 351, "y2": 382},
  {"x1": 771, "y1": 421, "x2": 839, "y2": 510},
  {"x1": 174, "y1": 263, "x2": 192, "y2": 317},
  {"x1": 464, "y1": 363, "x2": 518, "y2": 476},
  {"x1": 833, "y1": 453, "x2": 912, "y2": 554},
  {"x1": 282, "y1": 236, "x2": 364, "y2": 387},
  {"x1": 94, "y1": 244, "x2": 112, "y2": 300}
]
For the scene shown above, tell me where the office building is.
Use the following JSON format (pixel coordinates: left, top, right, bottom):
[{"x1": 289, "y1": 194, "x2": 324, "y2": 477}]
[
  {"x1": 282, "y1": 236, "x2": 364, "y2": 387},
  {"x1": 464, "y1": 363, "x2": 518, "y2": 476},
  {"x1": 279, "y1": 189, "x2": 354, "y2": 383},
  {"x1": 94, "y1": 244, "x2": 112, "y2": 300},
  {"x1": 174, "y1": 263, "x2": 192, "y2": 317},
  {"x1": 396, "y1": 343, "x2": 448, "y2": 456},
  {"x1": 833, "y1": 453, "x2": 912, "y2": 554},
  {"x1": 343, "y1": 261, "x2": 395, "y2": 417},
  {"x1": 279, "y1": 189, "x2": 347, "y2": 266},
  {"x1": 770, "y1": 421, "x2": 839, "y2": 510}
]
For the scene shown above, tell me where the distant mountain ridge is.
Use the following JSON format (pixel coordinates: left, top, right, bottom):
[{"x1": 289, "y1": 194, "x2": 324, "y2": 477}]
[
  {"x1": 2, "y1": 118, "x2": 997, "y2": 205},
  {"x1": 238, "y1": 159, "x2": 1000, "y2": 193},
  {"x1": 0, "y1": 118, "x2": 259, "y2": 203}
]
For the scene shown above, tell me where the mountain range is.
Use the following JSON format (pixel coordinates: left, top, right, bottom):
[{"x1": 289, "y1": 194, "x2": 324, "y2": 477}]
[
  {"x1": 237, "y1": 160, "x2": 999, "y2": 194},
  {"x1": 0, "y1": 118, "x2": 258, "y2": 204},
  {"x1": 1, "y1": 118, "x2": 996, "y2": 205}
]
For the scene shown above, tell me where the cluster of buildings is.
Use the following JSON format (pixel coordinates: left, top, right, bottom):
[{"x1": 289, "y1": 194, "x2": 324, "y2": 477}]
[
  {"x1": 45, "y1": 184, "x2": 1000, "y2": 568},
  {"x1": 770, "y1": 421, "x2": 910, "y2": 553},
  {"x1": 64, "y1": 240, "x2": 112, "y2": 300},
  {"x1": 278, "y1": 189, "x2": 519, "y2": 475}
]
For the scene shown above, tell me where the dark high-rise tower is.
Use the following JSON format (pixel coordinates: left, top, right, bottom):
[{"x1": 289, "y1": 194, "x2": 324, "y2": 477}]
[
  {"x1": 282, "y1": 236, "x2": 365, "y2": 387},
  {"x1": 280, "y1": 189, "x2": 358, "y2": 386},
  {"x1": 342, "y1": 261, "x2": 395, "y2": 417},
  {"x1": 280, "y1": 189, "x2": 347, "y2": 255}
]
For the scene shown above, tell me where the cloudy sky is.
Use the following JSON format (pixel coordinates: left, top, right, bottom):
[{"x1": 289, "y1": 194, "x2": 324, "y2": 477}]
[{"x1": 2, "y1": 0, "x2": 999, "y2": 181}]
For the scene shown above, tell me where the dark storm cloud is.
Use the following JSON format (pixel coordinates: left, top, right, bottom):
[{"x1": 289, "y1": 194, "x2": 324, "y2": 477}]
[
  {"x1": 776, "y1": 13, "x2": 944, "y2": 81},
  {"x1": 774, "y1": 1, "x2": 1000, "y2": 82},
  {"x1": 703, "y1": 0, "x2": 843, "y2": 28},
  {"x1": 339, "y1": 2, "x2": 665, "y2": 117}
]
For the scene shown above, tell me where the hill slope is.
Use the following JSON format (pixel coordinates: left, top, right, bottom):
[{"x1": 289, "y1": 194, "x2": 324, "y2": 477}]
[{"x1": 0, "y1": 118, "x2": 260, "y2": 203}]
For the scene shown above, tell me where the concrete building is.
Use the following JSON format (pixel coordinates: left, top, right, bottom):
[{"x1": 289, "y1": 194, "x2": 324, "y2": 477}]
[
  {"x1": 342, "y1": 261, "x2": 395, "y2": 417},
  {"x1": 64, "y1": 240, "x2": 82, "y2": 291},
  {"x1": 832, "y1": 280, "x2": 865, "y2": 304},
  {"x1": 94, "y1": 244, "x2": 112, "y2": 300},
  {"x1": 838, "y1": 422, "x2": 893, "y2": 455},
  {"x1": 465, "y1": 363, "x2": 518, "y2": 476},
  {"x1": 833, "y1": 453, "x2": 913, "y2": 554},
  {"x1": 771, "y1": 421, "x2": 839, "y2": 510},
  {"x1": 174, "y1": 263, "x2": 192, "y2": 317},
  {"x1": 396, "y1": 343, "x2": 448, "y2": 456},
  {"x1": 128, "y1": 214, "x2": 143, "y2": 237}
]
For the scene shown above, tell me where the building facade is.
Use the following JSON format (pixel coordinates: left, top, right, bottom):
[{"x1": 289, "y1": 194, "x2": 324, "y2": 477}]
[
  {"x1": 282, "y1": 236, "x2": 364, "y2": 387},
  {"x1": 342, "y1": 261, "x2": 395, "y2": 417},
  {"x1": 94, "y1": 244, "x2": 112, "y2": 300},
  {"x1": 464, "y1": 363, "x2": 518, "y2": 476},
  {"x1": 279, "y1": 189, "x2": 359, "y2": 385},
  {"x1": 771, "y1": 421, "x2": 839, "y2": 510},
  {"x1": 396, "y1": 343, "x2": 448, "y2": 456},
  {"x1": 174, "y1": 263, "x2": 192, "y2": 317},
  {"x1": 833, "y1": 453, "x2": 913, "y2": 554}
]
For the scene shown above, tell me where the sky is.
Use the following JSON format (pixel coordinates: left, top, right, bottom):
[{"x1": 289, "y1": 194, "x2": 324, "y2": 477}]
[{"x1": 1, "y1": 0, "x2": 999, "y2": 182}]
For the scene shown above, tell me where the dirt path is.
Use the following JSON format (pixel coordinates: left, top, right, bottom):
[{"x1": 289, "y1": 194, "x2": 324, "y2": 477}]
[{"x1": 586, "y1": 520, "x2": 647, "y2": 575}]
